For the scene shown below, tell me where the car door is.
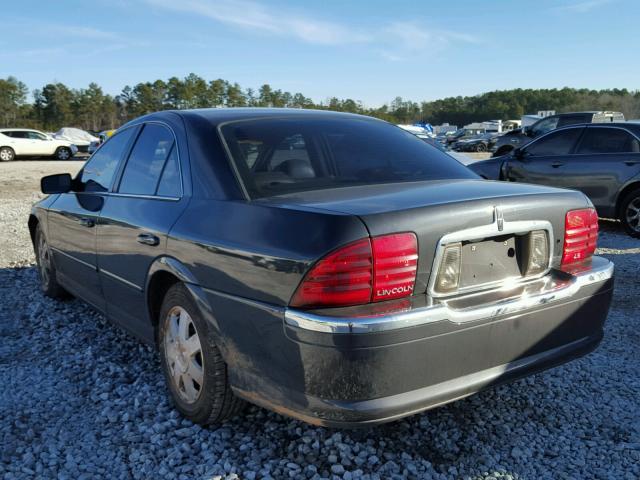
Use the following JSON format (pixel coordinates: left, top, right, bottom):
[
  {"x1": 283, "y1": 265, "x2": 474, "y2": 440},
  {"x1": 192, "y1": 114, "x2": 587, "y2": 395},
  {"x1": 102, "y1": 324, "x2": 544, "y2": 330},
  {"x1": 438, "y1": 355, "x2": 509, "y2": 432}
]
[
  {"x1": 566, "y1": 126, "x2": 640, "y2": 215},
  {"x1": 6, "y1": 131, "x2": 32, "y2": 155},
  {"x1": 47, "y1": 126, "x2": 138, "y2": 310},
  {"x1": 27, "y1": 131, "x2": 53, "y2": 155},
  {"x1": 504, "y1": 127, "x2": 584, "y2": 189},
  {"x1": 97, "y1": 122, "x2": 188, "y2": 340}
]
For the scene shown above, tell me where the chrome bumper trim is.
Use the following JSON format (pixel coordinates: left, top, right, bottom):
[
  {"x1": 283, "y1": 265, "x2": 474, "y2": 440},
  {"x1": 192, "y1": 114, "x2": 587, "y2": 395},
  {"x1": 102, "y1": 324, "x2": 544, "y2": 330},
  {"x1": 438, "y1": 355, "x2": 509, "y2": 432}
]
[{"x1": 284, "y1": 257, "x2": 614, "y2": 334}]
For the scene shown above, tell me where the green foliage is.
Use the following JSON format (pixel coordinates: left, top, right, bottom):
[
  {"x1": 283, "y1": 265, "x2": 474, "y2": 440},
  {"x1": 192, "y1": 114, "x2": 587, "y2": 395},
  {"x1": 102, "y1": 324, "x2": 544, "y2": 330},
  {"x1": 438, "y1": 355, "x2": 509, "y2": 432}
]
[{"x1": 1, "y1": 74, "x2": 639, "y2": 131}]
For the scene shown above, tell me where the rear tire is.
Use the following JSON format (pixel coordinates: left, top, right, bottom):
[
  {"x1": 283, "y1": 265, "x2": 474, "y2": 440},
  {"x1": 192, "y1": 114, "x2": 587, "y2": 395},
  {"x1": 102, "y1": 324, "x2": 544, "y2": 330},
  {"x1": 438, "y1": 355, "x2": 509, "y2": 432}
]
[
  {"x1": 55, "y1": 147, "x2": 72, "y2": 160},
  {"x1": 0, "y1": 146, "x2": 15, "y2": 162},
  {"x1": 619, "y1": 188, "x2": 640, "y2": 238},
  {"x1": 158, "y1": 283, "x2": 246, "y2": 426},
  {"x1": 475, "y1": 143, "x2": 487, "y2": 152},
  {"x1": 34, "y1": 226, "x2": 69, "y2": 299}
]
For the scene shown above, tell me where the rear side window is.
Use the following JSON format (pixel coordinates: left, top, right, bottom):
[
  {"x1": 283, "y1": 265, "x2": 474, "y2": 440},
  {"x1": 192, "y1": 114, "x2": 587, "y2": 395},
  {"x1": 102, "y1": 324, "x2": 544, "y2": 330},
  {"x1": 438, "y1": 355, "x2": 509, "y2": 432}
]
[
  {"x1": 525, "y1": 128, "x2": 583, "y2": 156},
  {"x1": 156, "y1": 147, "x2": 181, "y2": 197},
  {"x1": 576, "y1": 128, "x2": 640, "y2": 154},
  {"x1": 220, "y1": 117, "x2": 476, "y2": 198},
  {"x1": 118, "y1": 124, "x2": 175, "y2": 195},
  {"x1": 81, "y1": 127, "x2": 136, "y2": 192}
]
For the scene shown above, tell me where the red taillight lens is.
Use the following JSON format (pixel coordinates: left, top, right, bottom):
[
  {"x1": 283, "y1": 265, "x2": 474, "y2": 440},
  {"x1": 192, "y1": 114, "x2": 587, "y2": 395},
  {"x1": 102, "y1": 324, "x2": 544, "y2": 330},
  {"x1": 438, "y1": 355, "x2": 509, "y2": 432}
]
[
  {"x1": 372, "y1": 233, "x2": 418, "y2": 301},
  {"x1": 290, "y1": 233, "x2": 418, "y2": 308},
  {"x1": 290, "y1": 238, "x2": 373, "y2": 308},
  {"x1": 562, "y1": 208, "x2": 598, "y2": 266}
]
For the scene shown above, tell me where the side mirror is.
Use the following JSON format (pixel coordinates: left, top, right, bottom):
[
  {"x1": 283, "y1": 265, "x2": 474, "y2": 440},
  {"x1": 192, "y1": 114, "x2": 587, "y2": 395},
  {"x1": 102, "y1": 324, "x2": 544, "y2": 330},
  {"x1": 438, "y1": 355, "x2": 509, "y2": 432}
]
[{"x1": 41, "y1": 173, "x2": 72, "y2": 194}]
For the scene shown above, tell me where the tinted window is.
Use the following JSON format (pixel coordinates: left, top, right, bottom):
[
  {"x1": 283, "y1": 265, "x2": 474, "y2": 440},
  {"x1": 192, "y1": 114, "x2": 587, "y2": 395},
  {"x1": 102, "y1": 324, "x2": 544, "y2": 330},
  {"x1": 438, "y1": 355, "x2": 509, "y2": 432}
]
[
  {"x1": 220, "y1": 117, "x2": 476, "y2": 197},
  {"x1": 9, "y1": 131, "x2": 28, "y2": 139},
  {"x1": 576, "y1": 128, "x2": 640, "y2": 154},
  {"x1": 530, "y1": 116, "x2": 559, "y2": 137},
  {"x1": 156, "y1": 147, "x2": 181, "y2": 197},
  {"x1": 118, "y1": 124, "x2": 174, "y2": 195},
  {"x1": 557, "y1": 115, "x2": 589, "y2": 127},
  {"x1": 80, "y1": 127, "x2": 136, "y2": 192},
  {"x1": 27, "y1": 131, "x2": 47, "y2": 140},
  {"x1": 525, "y1": 128, "x2": 582, "y2": 156}
]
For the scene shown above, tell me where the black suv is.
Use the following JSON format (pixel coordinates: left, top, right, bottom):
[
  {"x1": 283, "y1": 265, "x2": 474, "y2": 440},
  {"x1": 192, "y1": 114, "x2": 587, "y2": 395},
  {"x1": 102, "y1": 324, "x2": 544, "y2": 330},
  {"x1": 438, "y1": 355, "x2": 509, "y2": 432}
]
[{"x1": 491, "y1": 111, "x2": 625, "y2": 157}]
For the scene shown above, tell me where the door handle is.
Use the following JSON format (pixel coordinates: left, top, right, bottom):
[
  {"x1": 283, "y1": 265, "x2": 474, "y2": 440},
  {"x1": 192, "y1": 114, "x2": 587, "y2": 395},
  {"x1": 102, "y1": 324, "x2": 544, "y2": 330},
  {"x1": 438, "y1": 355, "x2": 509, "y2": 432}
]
[
  {"x1": 79, "y1": 217, "x2": 95, "y2": 228},
  {"x1": 137, "y1": 233, "x2": 160, "y2": 246},
  {"x1": 624, "y1": 160, "x2": 640, "y2": 166},
  {"x1": 551, "y1": 162, "x2": 564, "y2": 168}
]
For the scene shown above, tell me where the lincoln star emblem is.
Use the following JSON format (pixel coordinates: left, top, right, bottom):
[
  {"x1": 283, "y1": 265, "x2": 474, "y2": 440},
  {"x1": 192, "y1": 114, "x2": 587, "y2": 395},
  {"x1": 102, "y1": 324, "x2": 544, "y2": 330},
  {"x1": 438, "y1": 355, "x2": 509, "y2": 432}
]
[{"x1": 495, "y1": 206, "x2": 504, "y2": 231}]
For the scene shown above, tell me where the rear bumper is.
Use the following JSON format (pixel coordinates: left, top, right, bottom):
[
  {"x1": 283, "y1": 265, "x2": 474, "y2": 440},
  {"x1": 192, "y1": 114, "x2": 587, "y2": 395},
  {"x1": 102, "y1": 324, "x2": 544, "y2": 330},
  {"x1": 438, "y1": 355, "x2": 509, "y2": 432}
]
[{"x1": 207, "y1": 257, "x2": 614, "y2": 427}]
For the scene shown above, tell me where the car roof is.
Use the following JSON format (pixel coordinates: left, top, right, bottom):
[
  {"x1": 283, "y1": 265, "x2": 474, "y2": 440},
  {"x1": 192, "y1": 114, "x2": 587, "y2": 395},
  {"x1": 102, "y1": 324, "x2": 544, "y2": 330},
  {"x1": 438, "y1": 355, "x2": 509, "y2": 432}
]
[
  {"x1": 130, "y1": 107, "x2": 383, "y2": 128},
  {"x1": 0, "y1": 128, "x2": 43, "y2": 132}
]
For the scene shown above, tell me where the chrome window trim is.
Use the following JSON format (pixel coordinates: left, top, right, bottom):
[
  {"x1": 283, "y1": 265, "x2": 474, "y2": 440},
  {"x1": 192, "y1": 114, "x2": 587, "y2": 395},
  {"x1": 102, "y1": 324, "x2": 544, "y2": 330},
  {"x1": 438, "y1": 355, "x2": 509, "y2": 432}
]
[
  {"x1": 285, "y1": 257, "x2": 613, "y2": 334},
  {"x1": 68, "y1": 191, "x2": 181, "y2": 202},
  {"x1": 426, "y1": 208, "x2": 554, "y2": 299}
]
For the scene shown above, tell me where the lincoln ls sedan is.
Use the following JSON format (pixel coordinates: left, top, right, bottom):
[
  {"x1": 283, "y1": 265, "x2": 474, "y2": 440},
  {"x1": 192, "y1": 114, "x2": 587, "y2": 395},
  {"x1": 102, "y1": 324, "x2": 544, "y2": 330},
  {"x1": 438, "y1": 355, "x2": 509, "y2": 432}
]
[{"x1": 30, "y1": 109, "x2": 614, "y2": 427}]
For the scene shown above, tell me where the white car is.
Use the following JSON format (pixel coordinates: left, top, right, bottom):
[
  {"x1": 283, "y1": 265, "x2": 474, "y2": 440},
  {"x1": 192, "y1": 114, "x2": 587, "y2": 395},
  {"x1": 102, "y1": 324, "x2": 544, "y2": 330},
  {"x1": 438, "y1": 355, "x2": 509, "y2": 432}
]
[
  {"x1": 53, "y1": 127, "x2": 99, "y2": 153},
  {"x1": 0, "y1": 129, "x2": 78, "y2": 161}
]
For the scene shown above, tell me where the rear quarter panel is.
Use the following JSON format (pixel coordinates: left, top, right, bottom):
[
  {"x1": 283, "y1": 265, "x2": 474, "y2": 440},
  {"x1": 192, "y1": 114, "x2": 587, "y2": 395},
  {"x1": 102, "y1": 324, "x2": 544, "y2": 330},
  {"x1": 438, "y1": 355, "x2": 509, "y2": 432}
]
[{"x1": 166, "y1": 199, "x2": 370, "y2": 305}]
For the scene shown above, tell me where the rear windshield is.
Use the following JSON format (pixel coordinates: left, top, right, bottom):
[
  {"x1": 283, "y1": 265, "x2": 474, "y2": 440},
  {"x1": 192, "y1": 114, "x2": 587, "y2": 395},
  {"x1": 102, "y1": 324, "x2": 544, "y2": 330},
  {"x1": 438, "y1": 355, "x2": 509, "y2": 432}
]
[{"x1": 219, "y1": 116, "x2": 476, "y2": 198}]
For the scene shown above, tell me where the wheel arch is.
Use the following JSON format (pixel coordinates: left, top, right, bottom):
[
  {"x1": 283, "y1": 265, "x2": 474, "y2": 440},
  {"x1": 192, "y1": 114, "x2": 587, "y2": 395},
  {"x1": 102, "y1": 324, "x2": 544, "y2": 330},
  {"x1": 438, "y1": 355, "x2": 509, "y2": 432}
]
[
  {"x1": 145, "y1": 256, "x2": 221, "y2": 345},
  {"x1": 615, "y1": 180, "x2": 640, "y2": 218},
  {"x1": 28, "y1": 214, "x2": 39, "y2": 246}
]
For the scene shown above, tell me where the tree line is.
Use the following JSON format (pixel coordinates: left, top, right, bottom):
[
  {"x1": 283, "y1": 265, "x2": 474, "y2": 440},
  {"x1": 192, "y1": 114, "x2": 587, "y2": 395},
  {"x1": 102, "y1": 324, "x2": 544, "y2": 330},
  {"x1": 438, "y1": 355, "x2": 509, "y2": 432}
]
[{"x1": 2, "y1": 74, "x2": 640, "y2": 132}]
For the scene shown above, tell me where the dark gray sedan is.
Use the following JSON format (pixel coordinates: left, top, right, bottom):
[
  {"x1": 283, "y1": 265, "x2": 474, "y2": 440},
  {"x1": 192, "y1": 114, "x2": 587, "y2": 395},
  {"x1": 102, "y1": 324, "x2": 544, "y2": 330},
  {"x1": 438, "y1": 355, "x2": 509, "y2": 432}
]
[
  {"x1": 470, "y1": 123, "x2": 640, "y2": 237},
  {"x1": 30, "y1": 109, "x2": 614, "y2": 427}
]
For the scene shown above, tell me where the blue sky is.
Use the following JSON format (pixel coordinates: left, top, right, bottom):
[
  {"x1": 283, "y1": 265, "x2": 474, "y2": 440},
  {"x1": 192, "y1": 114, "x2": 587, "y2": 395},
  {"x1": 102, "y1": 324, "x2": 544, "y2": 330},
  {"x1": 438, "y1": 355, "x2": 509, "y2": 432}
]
[{"x1": 4, "y1": 0, "x2": 639, "y2": 106}]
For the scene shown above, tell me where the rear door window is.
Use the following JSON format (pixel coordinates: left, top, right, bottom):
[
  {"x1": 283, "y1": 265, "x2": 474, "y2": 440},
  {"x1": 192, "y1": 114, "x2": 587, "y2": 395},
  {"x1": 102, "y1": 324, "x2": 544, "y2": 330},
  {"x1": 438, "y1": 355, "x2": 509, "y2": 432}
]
[
  {"x1": 118, "y1": 123, "x2": 175, "y2": 195},
  {"x1": 80, "y1": 127, "x2": 137, "y2": 192},
  {"x1": 525, "y1": 128, "x2": 583, "y2": 157},
  {"x1": 576, "y1": 128, "x2": 640, "y2": 154}
]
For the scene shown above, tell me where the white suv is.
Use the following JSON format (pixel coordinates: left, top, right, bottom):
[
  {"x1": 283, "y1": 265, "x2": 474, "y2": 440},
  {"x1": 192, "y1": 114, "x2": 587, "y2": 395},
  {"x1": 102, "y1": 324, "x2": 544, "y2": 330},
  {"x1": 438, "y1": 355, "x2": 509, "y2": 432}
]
[{"x1": 0, "y1": 129, "x2": 79, "y2": 161}]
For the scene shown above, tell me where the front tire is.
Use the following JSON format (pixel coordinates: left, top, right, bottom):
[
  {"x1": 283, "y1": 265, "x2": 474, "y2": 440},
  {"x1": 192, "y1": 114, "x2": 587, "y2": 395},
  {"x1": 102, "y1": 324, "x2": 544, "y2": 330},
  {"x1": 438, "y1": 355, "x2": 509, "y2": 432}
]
[
  {"x1": 159, "y1": 283, "x2": 246, "y2": 425},
  {"x1": 34, "y1": 226, "x2": 68, "y2": 298},
  {"x1": 0, "y1": 146, "x2": 15, "y2": 162},
  {"x1": 55, "y1": 147, "x2": 73, "y2": 160},
  {"x1": 620, "y1": 188, "x2": 640, "y2": 238},
  {"x1": 475, "y1": 143, "x2": 487, "y2": 152}
]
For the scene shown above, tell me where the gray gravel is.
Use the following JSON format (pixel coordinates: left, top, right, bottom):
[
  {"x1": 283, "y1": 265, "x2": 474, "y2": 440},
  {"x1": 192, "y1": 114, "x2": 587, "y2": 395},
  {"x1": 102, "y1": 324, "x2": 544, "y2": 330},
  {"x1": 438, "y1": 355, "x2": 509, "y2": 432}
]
[{"x1": 1, "y1": 161, "x2": 639, "y2": 479}]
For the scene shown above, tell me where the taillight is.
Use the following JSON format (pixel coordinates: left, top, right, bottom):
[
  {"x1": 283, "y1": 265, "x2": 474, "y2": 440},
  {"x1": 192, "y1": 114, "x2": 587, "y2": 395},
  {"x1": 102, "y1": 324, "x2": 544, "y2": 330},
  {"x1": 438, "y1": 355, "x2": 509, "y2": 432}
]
[
  {"x1": 372, "y1": 233, "x2": 418, "y2": 302},
  {"x1": 562, "y1": 208, "x2": 598, "y2": 266},
  {"x1": 290, "y1": 233, "x2": 418, "y2": 308}
]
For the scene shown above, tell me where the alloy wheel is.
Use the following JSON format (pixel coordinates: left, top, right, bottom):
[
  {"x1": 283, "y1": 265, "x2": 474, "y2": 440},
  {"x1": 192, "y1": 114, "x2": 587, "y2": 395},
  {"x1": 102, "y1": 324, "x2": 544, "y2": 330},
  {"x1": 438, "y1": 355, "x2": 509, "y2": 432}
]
[
  {"x1": 0, "y1": 148, "x2": 13, "y2": 161},
  {"x1": 164, "y1": 306, "x2": 204, "y2": 404},
  {"x1": 57, "y1": 148, "x2": 70, "y2": 160},
  {"x1": 626, "y1": 197, "x2": 640, "y2": 233}
]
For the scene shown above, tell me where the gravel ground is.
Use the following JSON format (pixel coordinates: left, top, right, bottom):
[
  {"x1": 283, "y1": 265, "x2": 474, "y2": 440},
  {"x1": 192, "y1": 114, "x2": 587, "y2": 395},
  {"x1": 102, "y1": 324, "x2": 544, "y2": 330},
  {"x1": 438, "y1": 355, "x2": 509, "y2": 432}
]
[{"x1": 1, "y1": 161, "x2": 639, "y2": 479}]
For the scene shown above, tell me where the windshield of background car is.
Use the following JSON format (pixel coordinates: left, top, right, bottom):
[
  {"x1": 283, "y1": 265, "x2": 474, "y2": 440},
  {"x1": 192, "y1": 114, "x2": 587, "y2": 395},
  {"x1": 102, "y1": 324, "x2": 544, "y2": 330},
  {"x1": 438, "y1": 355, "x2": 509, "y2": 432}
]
[{"x1": 219, "y1": 117, "x2": 477, "y2": 198}]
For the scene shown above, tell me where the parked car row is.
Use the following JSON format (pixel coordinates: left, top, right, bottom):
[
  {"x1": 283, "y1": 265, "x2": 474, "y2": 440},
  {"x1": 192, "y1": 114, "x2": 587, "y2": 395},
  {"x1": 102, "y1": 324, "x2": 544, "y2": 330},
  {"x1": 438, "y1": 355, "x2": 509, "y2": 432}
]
[
  {"x1": 470, "y1": 122, "x2": 640, "y2": 237},
  {"x1": 0, "y1": 127, "x2": 106, "y2": 161},
  {"x1": 0, "y1": 129, "x2": 78, "y2": 161}
]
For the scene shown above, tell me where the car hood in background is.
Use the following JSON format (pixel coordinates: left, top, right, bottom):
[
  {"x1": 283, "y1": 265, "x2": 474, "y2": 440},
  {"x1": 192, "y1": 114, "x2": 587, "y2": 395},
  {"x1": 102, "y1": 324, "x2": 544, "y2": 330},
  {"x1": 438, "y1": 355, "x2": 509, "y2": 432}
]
[{"x1": 53, "y1": 127, "x2": 99, "y2": 146}]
